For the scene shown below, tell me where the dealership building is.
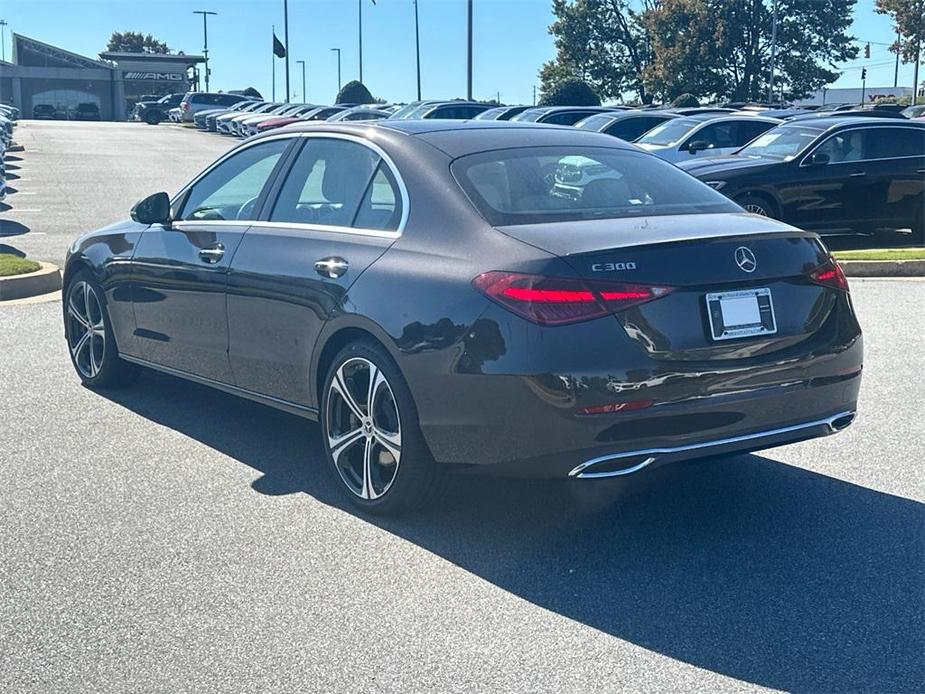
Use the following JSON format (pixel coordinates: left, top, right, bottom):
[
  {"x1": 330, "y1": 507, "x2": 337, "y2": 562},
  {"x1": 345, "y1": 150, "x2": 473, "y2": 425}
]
[{"x1": 0, "y1": 33, "x2": 204, "y2": 120}]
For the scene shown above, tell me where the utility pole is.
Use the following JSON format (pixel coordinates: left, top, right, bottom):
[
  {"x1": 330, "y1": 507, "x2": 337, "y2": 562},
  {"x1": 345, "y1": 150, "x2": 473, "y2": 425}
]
[
  {"x1": 768, "y1": 0, "x2": 778, "y2": 104},
  {"x1": 284, "y1": 0, "x2": 290, "y2": 102},
  {"x1": 193, "y1": 10, "x2": 217, "y2": 92},
  {"x1": 533, "y1": 85, "x2": 536, "y2": 105},
  {"x1": 414, "y1": 0, "x2": 422, "y2": 100},
  {"x1": 466, "y1": 0, "x2": 473, "y2": 100},
  {"x1": 330, "y1": 48, "x2": 342, "y2": 91},
  {"x1": 894, "y1": 31, "x2": 900, "y2": 88},
  {"x1": 296, "y1": 59, "x2": 306, "y2": 103}
]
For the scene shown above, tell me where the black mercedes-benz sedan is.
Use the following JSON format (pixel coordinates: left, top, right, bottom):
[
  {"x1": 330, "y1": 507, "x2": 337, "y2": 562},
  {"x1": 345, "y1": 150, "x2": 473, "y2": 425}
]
[
  {"x1": 63, "y1": 120, "x2": 862, "y2": 513},
  {"x1": 679, "y1": 117, "x2": 925, "y2": 241}
]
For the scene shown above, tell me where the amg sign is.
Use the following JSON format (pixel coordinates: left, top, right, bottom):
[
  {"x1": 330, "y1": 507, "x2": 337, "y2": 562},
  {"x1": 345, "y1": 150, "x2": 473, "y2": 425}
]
[{"x1": 123, "y1": 71, "x2": 185, "y2": 81}]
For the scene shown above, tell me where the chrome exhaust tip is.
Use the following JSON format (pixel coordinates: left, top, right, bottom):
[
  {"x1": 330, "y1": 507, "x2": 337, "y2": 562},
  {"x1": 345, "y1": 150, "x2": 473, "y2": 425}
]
[
  {"x1": 569, "y1": 455, "x2": 657, "y2": 480},
  {"x1": 828, "y1": 412, "x2": 856, "y2": 432}
]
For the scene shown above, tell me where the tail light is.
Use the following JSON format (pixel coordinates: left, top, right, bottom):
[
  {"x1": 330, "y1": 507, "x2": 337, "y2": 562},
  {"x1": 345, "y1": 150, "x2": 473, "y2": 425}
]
[
  {"x1": 472, "y1": 271, "x2": 674, "y2": 326},
  {"x1": 808, "y1": 258, "x2": 849, "y2": 292},
  {"x1": 181, "y1": 102, "x2": 190, "y2": 110}
]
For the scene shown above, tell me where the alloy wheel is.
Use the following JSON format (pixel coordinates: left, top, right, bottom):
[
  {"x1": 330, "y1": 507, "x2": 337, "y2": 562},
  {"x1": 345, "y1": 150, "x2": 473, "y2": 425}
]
[
  {"x1": 66, "y1": 280, "x2": 106, "y2": 379},
  {"x1": 326, "y1": 357, "x2": 402, "y2": 500},
  {"x1": 743, "y1": 203, "x2": 768, "y2": 216}
]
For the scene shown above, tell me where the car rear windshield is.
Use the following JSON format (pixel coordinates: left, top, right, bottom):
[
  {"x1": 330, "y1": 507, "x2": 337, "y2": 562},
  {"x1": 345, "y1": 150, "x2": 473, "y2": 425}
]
[{"x1": 451, "y1": 146, "x2": 738, "y2": 226}]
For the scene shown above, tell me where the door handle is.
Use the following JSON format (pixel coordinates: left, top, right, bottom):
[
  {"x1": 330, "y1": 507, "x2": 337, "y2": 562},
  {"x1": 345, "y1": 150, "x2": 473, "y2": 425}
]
[
  {"x1": 917, "y1": 168, "x2": 925, "y2": 174},
  {"x1": 198, "y1": 244, "x2": 225, "y2": 263},
  {"x1": 314, "y1": 257, "x2": 349, "y2": 279},
  {"x1": 848, "y1": 171, "x2": 866, "y2": 177}
]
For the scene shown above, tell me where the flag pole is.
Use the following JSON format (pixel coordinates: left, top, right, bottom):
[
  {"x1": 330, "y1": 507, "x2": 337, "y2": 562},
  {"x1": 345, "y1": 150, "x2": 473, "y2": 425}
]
[
  {"x1": 284, "y1": 0, "x2": 290, "y2": 102},
  {"x1": 358, "y1": 0, "x2": 363, "y2": 83},
  {"x1": 272, "y1": 25, "x2": 276, "y2": 101}
]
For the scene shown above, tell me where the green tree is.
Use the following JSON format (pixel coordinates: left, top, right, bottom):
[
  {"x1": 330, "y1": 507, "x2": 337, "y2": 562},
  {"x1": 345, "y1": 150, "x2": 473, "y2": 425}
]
[
  {"x1": 539, "y1": 78, "x2": 602, "y2": 105},
  {"x1": 106, "y1": 31, "x2": 170, "y2": 54},
  {"x1": 695, "y1": 0, "x2": 859, "y2": 101},
  {"x1": 336, "y1": 80, "x2": 375, "y2": 105},
  {"x1": 541, "y1": 0, "x2": 659, "y2": 104},
  {"x1": 642, "y1": 0, "x2": 726, "y2": 100},
  {"x1": 544, "y1": 0, "x2": 858, "y2": 104},
  {"x1": 876, "y1": 0, "x2": 925, "y2": 104}
]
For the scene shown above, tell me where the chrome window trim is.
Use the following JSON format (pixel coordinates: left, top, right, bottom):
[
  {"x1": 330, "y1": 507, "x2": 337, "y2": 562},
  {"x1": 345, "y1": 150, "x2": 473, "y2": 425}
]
[
  {"x1": 170, "y1": 131, "x2": 409, "y2": 238},
  {"x1": 798, "y1": 124, "x2": 925, "y2": 168}
]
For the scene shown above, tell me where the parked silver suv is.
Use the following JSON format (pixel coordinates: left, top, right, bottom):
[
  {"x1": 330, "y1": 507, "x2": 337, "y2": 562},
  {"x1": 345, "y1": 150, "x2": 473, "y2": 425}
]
[{"x1": 177, "y1": 92, "x2": 249, "y2": 122}]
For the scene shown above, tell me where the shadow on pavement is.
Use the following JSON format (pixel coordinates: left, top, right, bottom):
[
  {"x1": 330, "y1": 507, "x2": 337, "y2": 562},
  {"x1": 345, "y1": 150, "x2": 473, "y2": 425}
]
[
  {"x1": 100, "y1": 368, "x2": 923, "y2": 693},
  {"x1": 0, "y1": 220, "x2": 31, "y2": 238}
]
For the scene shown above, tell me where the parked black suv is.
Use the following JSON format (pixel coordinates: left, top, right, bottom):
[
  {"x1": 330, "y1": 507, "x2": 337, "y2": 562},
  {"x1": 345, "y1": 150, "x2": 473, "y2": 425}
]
[
  {"x1": 134, "y1": 93, "x2": 185, "y2": 125},
  {"x1": 680, "y1": 117, "x2": 925, "y2": 240}
]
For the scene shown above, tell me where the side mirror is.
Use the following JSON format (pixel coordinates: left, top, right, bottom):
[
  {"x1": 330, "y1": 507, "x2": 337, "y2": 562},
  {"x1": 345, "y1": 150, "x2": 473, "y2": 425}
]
[
  {"x1": 687, "y1": 140, "x2": 711, "y2": 154},
  {"x1": 130, "y1": 192, "x2": 172, "y2": 226},
  {"x1": 808, "y1": 152, "x2": 831, "y2": 166}
]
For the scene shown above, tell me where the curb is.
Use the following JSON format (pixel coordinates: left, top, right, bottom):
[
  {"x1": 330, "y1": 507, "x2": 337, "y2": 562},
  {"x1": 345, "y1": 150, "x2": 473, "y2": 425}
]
[
  {"x1": 0, "y1": 262, "x2": 62, "y2": 301},
  {"x1": 840, "y1": 259, "x2": 925, "y2": 278}
]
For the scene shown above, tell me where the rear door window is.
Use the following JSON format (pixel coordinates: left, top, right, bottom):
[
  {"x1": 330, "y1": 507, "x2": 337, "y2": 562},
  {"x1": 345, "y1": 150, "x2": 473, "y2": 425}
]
[
  {"x1": 269, "y1": 138, "x2": 382, "y2": 228},
  {"x1": 869, "y1": 127, "x2": 925, "y2": 158}
]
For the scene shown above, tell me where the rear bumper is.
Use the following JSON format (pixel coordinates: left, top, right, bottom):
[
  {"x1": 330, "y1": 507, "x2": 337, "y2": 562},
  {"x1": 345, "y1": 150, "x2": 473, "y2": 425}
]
[
  {"x1": 410, "y1": 297, "x2": 862, "y2": 477},
  {"x1": 568, "y1": 409, "x2": 855, "y2": 479}
]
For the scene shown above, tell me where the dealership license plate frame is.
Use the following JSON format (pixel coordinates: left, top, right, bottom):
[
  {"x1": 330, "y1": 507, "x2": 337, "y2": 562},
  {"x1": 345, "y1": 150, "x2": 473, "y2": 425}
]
[{"x1": 706, "y1": 288, "x2": 778, "y2": 341}]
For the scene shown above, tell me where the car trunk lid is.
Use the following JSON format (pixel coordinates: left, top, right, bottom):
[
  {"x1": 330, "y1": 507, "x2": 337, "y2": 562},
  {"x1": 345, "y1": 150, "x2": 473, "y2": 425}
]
[{"x1": 496, "y1": 216, "x2": 838, "y2": 361}]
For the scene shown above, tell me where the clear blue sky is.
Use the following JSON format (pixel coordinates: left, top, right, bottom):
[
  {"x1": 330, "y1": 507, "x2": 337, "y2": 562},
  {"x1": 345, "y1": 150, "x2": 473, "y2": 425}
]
[{"x1": 0, "y1": 0, "x2": 917, "y2": 104}]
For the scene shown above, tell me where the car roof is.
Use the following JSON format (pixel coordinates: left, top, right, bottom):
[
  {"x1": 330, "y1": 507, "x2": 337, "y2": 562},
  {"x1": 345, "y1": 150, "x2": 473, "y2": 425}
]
[
  {"x1": 788, "y1": 115, "x2": 924, "y2": 130},
  {"x1": 261, "y1": 119, "x2": 638, "y2": 158}
]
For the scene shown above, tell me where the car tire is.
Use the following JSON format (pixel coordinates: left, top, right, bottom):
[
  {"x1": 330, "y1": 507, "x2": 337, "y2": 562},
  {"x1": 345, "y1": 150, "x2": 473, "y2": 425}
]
[
  {"x1": 64, "y1": 270, "x2": 139, "y2": 389},
  {"x1": 736, "y1": 193, "x2": 776, "y2": 219},
  {"x1": 321, "y1": 340, "x2": 442, "y2": 515},
  {"x1": 144, "y1": 113, "x2": 162, "y2": 126}
]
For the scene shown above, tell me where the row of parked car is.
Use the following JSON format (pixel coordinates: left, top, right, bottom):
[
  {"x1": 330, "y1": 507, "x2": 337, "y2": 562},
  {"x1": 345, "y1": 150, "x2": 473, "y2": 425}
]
[
  {"x1": 31, "y1": 102, "x2": 101, "y2": 120},
  {"x1": 0, "y1": 104, "x2": 19, "y2": 201},
  {"x1": 140, "y1": 91, "x2": 925, "y2": 240}
]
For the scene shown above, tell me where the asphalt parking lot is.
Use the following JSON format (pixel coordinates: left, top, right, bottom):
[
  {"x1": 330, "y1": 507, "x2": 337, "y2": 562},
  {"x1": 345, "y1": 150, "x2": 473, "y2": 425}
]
[
  {"x1": 1, "y1": 122, "x2": 923, "y2": 693},
  {"x1": 1, "y1": 121, "x2": 231, "y2": 266}
]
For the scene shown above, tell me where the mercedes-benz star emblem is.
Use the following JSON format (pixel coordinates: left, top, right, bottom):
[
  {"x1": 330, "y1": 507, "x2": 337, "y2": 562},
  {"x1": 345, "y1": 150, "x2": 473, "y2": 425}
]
[{"x1": 734, "y1": 246, "x2": 757, "y2": 273}]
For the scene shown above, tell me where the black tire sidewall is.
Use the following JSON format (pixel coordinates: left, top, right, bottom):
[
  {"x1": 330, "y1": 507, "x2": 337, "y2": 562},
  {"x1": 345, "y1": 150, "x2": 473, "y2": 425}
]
[{"x1": 320, "y1": 340, "x2": 437, "y2": 514}]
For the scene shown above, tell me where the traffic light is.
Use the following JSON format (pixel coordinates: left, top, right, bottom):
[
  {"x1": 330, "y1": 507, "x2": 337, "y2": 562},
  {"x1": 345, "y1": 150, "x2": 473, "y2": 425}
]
[
  {"x1": 864, "y1": 43, "x2": 871, "y2": 59},
  {"x1": 861, "y1": 68, "x2": 867, "y2": 80}
]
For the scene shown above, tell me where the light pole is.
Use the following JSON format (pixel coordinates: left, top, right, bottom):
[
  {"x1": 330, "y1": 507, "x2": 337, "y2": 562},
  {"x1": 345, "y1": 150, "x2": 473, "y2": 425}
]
[
  {"x1": 284, "y1": 0, "x2": 290, "y2": 103},
  {"x1": 296, "y1": 59, "x2": 306, "y2": 102},
  {"x1": 193, "y1": 10, "x2": 217, "y2": 92},
  {"x1": 0, "y1": 20, "x2": 8, "y2": 64},
  {"x1": 466, "y1": 0, "x2": 473, "y2": 101},
  {"x1": 330, "y1": 48, "x2": 342, "y2": 91},
  {"x1": 358, "y1": 0, "x2": 376, "y2": 84},
  {"x1": 767, "y1": 0, "x2": 778, "y2": 104},
  {"x1": 413, "y1": 0, "x2": 421, "y2": 100}
]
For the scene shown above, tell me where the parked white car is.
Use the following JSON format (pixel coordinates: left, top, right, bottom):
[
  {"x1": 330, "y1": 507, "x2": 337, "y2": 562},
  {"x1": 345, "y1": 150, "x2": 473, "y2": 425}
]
[{"x1": 634, "y1": 114, "x2": 781, "y2": 162}]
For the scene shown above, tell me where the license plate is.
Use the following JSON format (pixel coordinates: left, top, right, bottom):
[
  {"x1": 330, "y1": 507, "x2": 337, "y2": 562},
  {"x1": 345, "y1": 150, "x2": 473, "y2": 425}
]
[{"x1": 706, "y1": 288, "x2": 777, "y2": 341}]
